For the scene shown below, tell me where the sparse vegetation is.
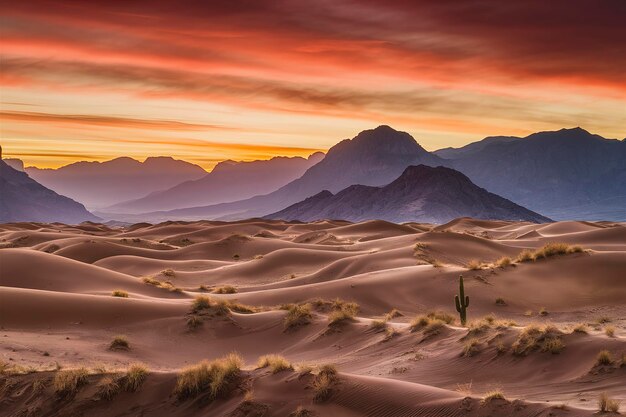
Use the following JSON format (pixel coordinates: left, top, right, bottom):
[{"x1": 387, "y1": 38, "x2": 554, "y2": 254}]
[
  {"x1": 454, "y1": 275, "x2": 470, "y2": 326},
  {"x1": 284, "y1": 303, "x2": 312, "y2": 330},
  {"x1": 495, "y1": 256, "x2": 512, "y2": 268},
  {"x1": 482, "y1": 389, "x2": 506, "y2": 404},
  {"x1": 328, "y1": 300, "x2": 359, "y2": 325},
  {"x1": 539, "y1": 307, "x2": 548, "y2": 316},
  {"x1": 605, "y1": 325, "x2": 616, "y2": 337},
  {"x1": 495, "y1": 297, "x2": 506, "y2": 306},
  {"x1": 572, "y1": 323, "x2": 588, "y2": 334},
  {"x1": 290, "y1": 406, "x2": 313, "y2": 417},
  {"x1": 466, "y1": 259, "x2": 483, "y2": 270},
  {"x1": 312, "y1": 364, "x2": 338, "y2": 402},
  {"x1": 463, "y1": 339, "x2": 481, "y2": 357},
  {"x1": 213, "y1": 285, "x2": 237, "y2": 294},
  {"x1": 123, "y1": 364, "x2": 148, "y2": 391},
  {"x1": 187, "y1": 315, "x2": 203, "y2": 330},
  {"x1": 384, "y1": 309, "x2": 403, "y2": 321},
  {"x1": 111, "y1": 290, "x2": 129, "y2": 298},
  {"x1": 370, "y1": 319, "x2": 387, "y2": 332},
  {"x1": 192, "y1": 295, "x2": 212, "y2": 312},
  {"x1": 174, "y1": 353, "x2": 243, "y2": 399},
  {"x1": 257, "y1": 355, "x2": 293, "y2": 373},
  {"x1": 512, "y1": 324, "x2": 565, "y2": 356},
  {"x1": 596, "y1": 350, "x2": 613, "y2": 366},
  {"x1": 54, "y1": 368, "x2": 89, "y2": 397},
  {"x1": 597, "y1": 316, "x2": 612, "y2": 324},
  {"x1": 97, "y1": 376, "x2": 120, "y2": 400},
  {"x1": 598, "y1": 392, "x2": 620, "y2": 413},
  {"x1": 409, "y1": 315, "x2": 446, "y2": 335},
  {"x1": 516, "y1": 243, "x2": 584, "y2": 263},
  {"x1": 109, "y1": 335, "x2": 130, "y2": 350},
  {"x1": 161, "y1": 268, "x2": 175, "y2": 277}
]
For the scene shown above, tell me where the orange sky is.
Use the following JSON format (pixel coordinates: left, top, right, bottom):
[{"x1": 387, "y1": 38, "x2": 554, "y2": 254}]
[{"x1": 1, "y1": 0, "x2": 625, "y2": 169}]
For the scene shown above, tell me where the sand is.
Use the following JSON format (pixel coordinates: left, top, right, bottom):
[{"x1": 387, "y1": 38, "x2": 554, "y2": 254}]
[{"x1": 1, "y1": 218, "x2": 625, "y2": 416}]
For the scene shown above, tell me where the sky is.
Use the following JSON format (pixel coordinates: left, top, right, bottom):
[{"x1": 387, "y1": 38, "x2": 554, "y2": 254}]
[{"x1": 1, "y1": 0, "x2": 625, "y2": 169}]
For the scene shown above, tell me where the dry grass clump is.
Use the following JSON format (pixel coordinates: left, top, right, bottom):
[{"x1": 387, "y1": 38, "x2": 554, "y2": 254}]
[
  {"x1": 495, "y1": 256, "x2": 512, "y2": 268},
  {"x1": 539, "y1": 307, "x2": 549, "y2": 316},
  {"x1": 284, "y1": 303, "x2": 312, "y2": 330},
  {"x1": 384, "y1": 309, "x2": 403, "y2": 321},
  {"x1": 328, "y1": 300, "x2": 359, "y2": 325},
  {"x1": 174, "y1": 353, "x2": 243, "y2": 399},
  {"x1": 142, "y1": 276, "x2": 161, "y2": 285},
  {"x1": 97, "y1": 376, "x2": 120, "y2": 400},
  {"x1": 481, "y1": 389, "x2": 506, "y2": 404},
  {"x1": 213, "y1": 285, "x2": 237, "y2": 294},
  {"x1": 571, "y1": 323, "x2": 588, "y2": 334},
  {"x1": 598, "y1": 392, "x2": 620, "y2": 413},
  {"x1": 495, "y1": 297, "x2": 506, "y2": 306},
  {"x1": 123, "y1": 364, "x2": 148, "y2": 391},
  {"x1": 596, "y1": 350, "x2": 613, "y2": 366},
  {"x1": 370, "y1": 319, "x2": 387, "y2": 332},
  {"x1": 191, "y1": 295, "x2": 256, "y2": 316},
  {"x1": 161, "y1": 268, "x2": 175, "y2": 277},
  {"x1": 463, "y1": 339, "x2": 481, "y2": 357},
  {"x1": 290, "y1": 406, "x2": 313, "y2": 417},
  {"x1": 312, "y1": 364, "x2": 338, "y2": 402},
  {"x1": 187, "y1": 315, "x2": 203, "y2": 330},
  {"x1": 597, "y1": 316, "x2": 612, "y2": 324},
  {"x1": 192, "y1": 295, "x2": 213, "y2": 312},
  {"x1": 111, "y1": 290, "x2": 129, "y2": 298},
  {"x1": 512, "y1": 324, "x2": 565, "y2": 356},
  {"x1": 605, "y1": 325, "x2": 616, "y2": 337},
  {"x1": 142, "y1": 276, "x2": 183, "y2": 292},
  {"x1": 257, "y1": 355, "x2": 294, "y2": 373},
  {"x1": 54, "y1": 368, "x2": 89, "y2": 397},
  {"x1": 516, "y1": 243, "x2": 584, "y2": 263},
  {"x1": 109, "y1": 335, "x2": 130, "y2": 350},
  {"x1": 466, "y1": 259, "x2": 484, "y2": 270},
  {"x1": 409, "y1": 315, "x2": 446, "y2": 335}
]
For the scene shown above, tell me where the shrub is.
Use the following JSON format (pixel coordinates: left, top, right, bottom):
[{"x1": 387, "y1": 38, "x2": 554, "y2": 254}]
[
  {"x1": 284, "y1": 304, "x2": 312, "y2": 330},
  {"x1": 542, "y1": 338, "x2": 565, "y2": 354},
  {"x1": 328, "y1": 301, "x2": 358, "y2": 325},
  {"x1": 142, "y1": 276, "x2": 161, "y2": 285},
  {"x1": 605, "y1": 325, "x2": 615, "y2": 337},
  {"x1": 517, "y1": 243, "x2": 584, "y2": 263},
  {"x1": 111, "y1": 290, "x2": 128, "y2": 298},
  {"x1": 516, "y1": 250, "x2": 534, "y2": 262},
  {"x1": 123, "y1": 364, "x2": 148, "y2": 391},
  {"x1": 512, "y1": 324, "x2": 564, "y2": 356},
  {"x1": 596, "y1": 350, "x2": 613, "y2": 366},
  {"x1": 384, "y1": 309, "x2": 403, "y2": 320},
  {"x1": 598, "y1": 392, "x2": 620, "y2": 413},
  {"x1": 213, "y1": 285, "x2": 237, "y2": 294},
  {"x1": 427, "y1": 311, "x2": 455, "y2": 324},
  {"x1": 409, "y1": 315, "x2": 446, "y2": 335},
  {"x1": 174, "y1": 353, "x2": 243, "y2": 399},
  {"x1": 572, "y1": 323, "x2": 588, "y2": 334},
  {"x1": 257, "y1": 355, "x2": 293, "y2": 373},
  {"x1": 97, "y1": 376, "x2": 120, "y2": 400},
  {"x1": 109, "y1": 335, "x2": 130, "y2": 350},
  {"x1": 482, "y1": 389, "x2": 506, "y2": 404},
  {"x1": 54, "y1": 368, "x2": 89, "y2": 396}
]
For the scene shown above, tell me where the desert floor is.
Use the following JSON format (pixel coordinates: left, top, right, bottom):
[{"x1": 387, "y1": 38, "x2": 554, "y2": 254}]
[{"x1": 0, "y1": 218, "x2": 625, "y2": 416}]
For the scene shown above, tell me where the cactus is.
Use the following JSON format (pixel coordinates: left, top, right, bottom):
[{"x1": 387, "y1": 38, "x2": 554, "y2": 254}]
[{"x1": 455, "y1": 275, "x2": 470, "y2": 326}]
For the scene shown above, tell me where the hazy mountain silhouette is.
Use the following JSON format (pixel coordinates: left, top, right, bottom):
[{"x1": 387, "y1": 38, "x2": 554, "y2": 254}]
[
  {"x1": 434, "y1": 136, "x2": 520, "y2": 159},
  {"x1": 105, "y1": 153, "x2": 324, "y2": 213},
  {"x1": 0, "y1": 159, "x2": 98, "y2": 223},
  {"x1": 110, "y1": 125, "x2": 445, "y2": 222},
  {"x1": 26, "y1": 157, "x2": 206, "y2": 209},
  {"x1": 266, "y1": 165, "x2": 550, "y2": 223},
  {"x1": 437, "y1": 128, "x2": 626, "y2": 220}
]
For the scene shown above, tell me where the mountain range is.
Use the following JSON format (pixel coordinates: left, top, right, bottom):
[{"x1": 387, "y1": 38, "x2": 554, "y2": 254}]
[
  {"x1": 0, "y1": 157, "x2": 98, "y2": 224},
  {"x1": 26, "y1": 156, "x2": 207, "y2": 209},
  {"x1": 105, "y1": 153, "x2": 324, "y2": 213},
  {"x1": 267, "y1": 165, "x2": 551, "y2": 223}
]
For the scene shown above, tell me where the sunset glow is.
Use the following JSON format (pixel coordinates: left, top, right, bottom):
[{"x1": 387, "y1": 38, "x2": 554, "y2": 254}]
[{"x1": 1, "y1": 0, "x2": 625, "y2": 169}]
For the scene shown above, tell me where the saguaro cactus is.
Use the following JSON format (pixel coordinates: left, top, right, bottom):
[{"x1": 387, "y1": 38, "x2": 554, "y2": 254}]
[{"x1": 455, "y1": 275, "x2": 470, "y2": 326}]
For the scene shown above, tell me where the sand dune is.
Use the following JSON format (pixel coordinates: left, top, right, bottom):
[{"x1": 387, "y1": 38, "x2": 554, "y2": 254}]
[{"x1": 1, "y1": 218, "x2": 625, "y2": 416}]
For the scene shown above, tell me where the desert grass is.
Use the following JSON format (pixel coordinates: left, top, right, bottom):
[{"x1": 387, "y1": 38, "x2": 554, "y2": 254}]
[
  {"x1": 605, "y1": 325, "x2": 616, "y2": 337},
  {"x1": 539, "y1": 307, "x2": 549, "y2": 316},
  {"x1": 256, "y1": 355, "x2": 294, "y2": 373},
  {"x1": 187, "y1": 315, "x2": 203, "y2": 330},
  {"x1": 495, "y1": 297, "x2": 506, "y2": 306},
  {"x1": 463, "y1": 339, "x2": 481, "y2": 357},
  {"x1": 598, "y1": 392, "x2": 620, "y2": 413},
  {"x1": 328, "y1": 301, "x2": 359, "y2": 325},
  {"x1": 192, "y1": 295, "x2": 212, "y2": 312},
  {"x1": 142, "y1": 276, "x2": 183, "y2": 292},
  {"x1": 54, "y1": 368, "x2": 89, "y2": 397},
  {"x1": 161, "y1": 268, "x2": 175, "y2": 277},
  {"x1": 213, "y1": 285, "x2": 237, "y2": 294},
  {"x1": 571, "y1": 323, "x2": 588, "y2": 334},
  {"x1": 384, "y1": 309, "x2": 403, "y2": 321},
  {"x1": 495, "y1": 256, "x2": 512, "y2": 268},
  {"x1": 516, "y1": 243, "x2": 583, "y2": 263},
  {"x1": 284, "y1": 304, "x2": 312, "y2": 330},
  {"x1": 174, "y1": 353, "x2": 243, "y2": 399},
  {"x1": 482, "y1": 389, "x2": 506, "y2": 404},
  {"x1": 596, "y1": 350, "x2": 613, "y2": 366},
  {"x1": 109, "y1": 335, "x2": 130, "y2": 350},
  {"x1": 123, "y1": 363, "x2": 148, "y2": 391},
  {"x1": 370, "y1": 319, "x2": 388, "y2": 332},
  {"x1": 97, "y1": 376, "x2": 120, "y2": 400},
  {"x1": 191, "y1": 295, "x2": 256, "y2": 316},
  {"x1": 512, "y1": 324, "x2": 565, "y2": 356},
  {"x1": 466, "y1": 259, "x2": 483, "y2": 270},
  {"x1": 111, "y1": 290, "x2": 128, "y2": 298},
  {"x1": 409, "y1": 315, "x2": 446, "y2": 335},
  {"x1": 597, "y1": 316, "x2": 612, "y2": 324},
  {"x1": 312, "y1": 364, "x2": 338, "y2": 402},
  {"x1": 290, "y1": 406, "x2": 313, "y2": 417}
]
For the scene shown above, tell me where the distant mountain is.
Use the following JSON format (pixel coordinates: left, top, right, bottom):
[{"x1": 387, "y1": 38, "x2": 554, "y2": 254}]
[
  {"x1": 0, "y1": 159, "x2": 98, "y2": 223},
  {"x1": 26, "y1": 157, "x2": 206, "y2": 209},
  {"x1": 2, "y1": 158, "x2": 25, "y2": 172},
  {"x1": 105, "y1": 153, "x2": 325, "y2": 213},
  {"x1": 440, "y1": 128, "x2": 626, "y2": 220},
  {"x1": 266, "y1": 165, "x2": 550, "y2": 223},
  {"x1": 434, "y1": 136, "x2": 520, "y2": 159},
  {"x1": 109, "y1": 125, "x2": 445, "y2": 222}
]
